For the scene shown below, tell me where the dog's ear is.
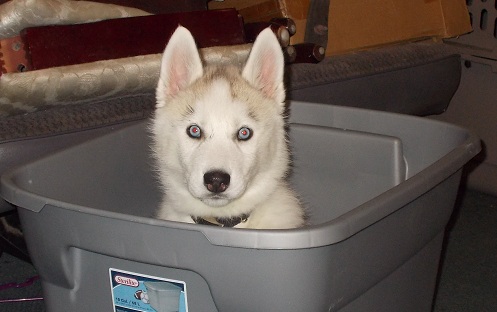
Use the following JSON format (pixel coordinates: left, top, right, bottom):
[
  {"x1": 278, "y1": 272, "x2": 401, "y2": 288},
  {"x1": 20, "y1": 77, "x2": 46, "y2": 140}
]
[
  {"x1": 242, "y1": 28, "x2": 285, "y2": 105},
  {"x1": 156, "y1": 26, "x2": 203, "y2": 106}
]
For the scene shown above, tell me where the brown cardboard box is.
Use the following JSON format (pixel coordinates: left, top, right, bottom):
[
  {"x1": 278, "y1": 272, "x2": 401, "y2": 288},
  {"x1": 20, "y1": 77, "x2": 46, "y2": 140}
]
[
  {"x1": 208, "y1": 0, "x2": 310, "y2": 45},
  {"x1": 327, "y1": 0, "x2": 472, "y2": 55},
  {"x1": 209, "y1": 0, "x2": 471, "y2": 56}
]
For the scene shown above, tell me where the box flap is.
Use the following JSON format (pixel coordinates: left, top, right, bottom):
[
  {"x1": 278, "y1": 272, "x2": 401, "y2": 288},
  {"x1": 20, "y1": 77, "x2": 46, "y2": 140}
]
[{"x1": 439, "y1": 0, "x2": 473, "y2": 37}]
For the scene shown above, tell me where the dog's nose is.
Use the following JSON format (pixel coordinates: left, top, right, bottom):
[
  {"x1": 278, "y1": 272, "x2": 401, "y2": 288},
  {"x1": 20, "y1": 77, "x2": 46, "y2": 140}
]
[{"x1": 204, "y1": 170, "x2": 230, "y2": 193}]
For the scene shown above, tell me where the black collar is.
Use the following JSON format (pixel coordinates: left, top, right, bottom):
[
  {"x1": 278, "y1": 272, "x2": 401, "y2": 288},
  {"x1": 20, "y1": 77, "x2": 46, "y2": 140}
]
[{"x1": 192, "y1": 214, "x2": 249, "y2": 227}]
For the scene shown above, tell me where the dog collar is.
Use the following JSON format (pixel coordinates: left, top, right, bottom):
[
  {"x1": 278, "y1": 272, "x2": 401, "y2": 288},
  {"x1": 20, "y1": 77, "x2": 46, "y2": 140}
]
[{"x1": 192, "y1": 214, "x2": 249, "y2": 227}]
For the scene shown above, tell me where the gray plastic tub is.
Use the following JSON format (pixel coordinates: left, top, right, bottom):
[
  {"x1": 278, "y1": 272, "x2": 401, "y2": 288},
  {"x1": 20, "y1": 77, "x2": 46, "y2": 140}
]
[{"x1": 1, "y1": 101, "x2": 480, "y2": 312}]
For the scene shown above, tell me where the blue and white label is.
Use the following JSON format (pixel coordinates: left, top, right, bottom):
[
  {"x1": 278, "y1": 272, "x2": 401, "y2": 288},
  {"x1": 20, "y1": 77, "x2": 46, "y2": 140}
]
[{"x1": 109, "y1": 268, "x2": 188, "y2": 312}]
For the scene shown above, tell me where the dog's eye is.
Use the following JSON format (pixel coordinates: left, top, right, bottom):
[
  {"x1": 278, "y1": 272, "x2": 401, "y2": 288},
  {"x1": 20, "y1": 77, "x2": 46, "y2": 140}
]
[
  {"x1": 187, "y1": 125, "x2": 201, "y2": 138},
  {"x1": 237, "y1": 127, "x2": 252, "y2": 141}
]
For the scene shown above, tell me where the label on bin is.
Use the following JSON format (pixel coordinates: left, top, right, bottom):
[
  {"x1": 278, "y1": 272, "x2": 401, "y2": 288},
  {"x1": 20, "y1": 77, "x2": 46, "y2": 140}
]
[{"x1": 110, "y1": 268, "x2": 188, "y2": 312}]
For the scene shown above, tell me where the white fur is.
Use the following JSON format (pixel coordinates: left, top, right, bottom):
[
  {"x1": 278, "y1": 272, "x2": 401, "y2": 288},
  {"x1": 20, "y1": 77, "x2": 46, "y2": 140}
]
[{"x1": 151, "y1": 26, "x2": 305, "y2": 229}]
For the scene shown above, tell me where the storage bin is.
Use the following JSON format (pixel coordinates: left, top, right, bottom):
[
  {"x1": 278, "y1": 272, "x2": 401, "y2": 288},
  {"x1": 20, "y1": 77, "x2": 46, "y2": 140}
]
[{"x1": 0, "y1": 101, "x2": 480, "y2": 312}]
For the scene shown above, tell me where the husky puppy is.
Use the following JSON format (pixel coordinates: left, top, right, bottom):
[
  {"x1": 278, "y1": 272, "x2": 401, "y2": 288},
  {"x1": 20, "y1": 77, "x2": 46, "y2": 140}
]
[{"x1": 151, "y1": 26, "x2": 305, "y2": 229}]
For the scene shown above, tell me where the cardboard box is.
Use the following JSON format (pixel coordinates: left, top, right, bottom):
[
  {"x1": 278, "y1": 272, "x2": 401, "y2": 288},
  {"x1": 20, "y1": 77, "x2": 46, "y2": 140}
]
[
  {"x1": 210, "y1": 0, "x2": 471, "y2": 57},
  {"x1": 208, "y1": 0, "x2": 310, "y2": 45},
  {"x1": 327, "y1": 0, "x2": 472, "y2": 55}
]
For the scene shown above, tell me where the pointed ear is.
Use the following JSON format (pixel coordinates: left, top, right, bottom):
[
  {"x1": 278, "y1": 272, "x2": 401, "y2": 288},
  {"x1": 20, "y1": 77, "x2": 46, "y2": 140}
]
[
  {"x1": 242, "y1": 28, "x2": 285, "y2": 104},
  {"x1": 156, "y1": 26, "x2": 203, "y2": 107}
]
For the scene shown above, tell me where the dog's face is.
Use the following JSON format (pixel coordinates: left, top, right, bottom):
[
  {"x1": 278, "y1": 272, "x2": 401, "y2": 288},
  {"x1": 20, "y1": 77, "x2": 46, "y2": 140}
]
[{"x1": 152, "y1": 26, "x2": 287, "y2": 211}]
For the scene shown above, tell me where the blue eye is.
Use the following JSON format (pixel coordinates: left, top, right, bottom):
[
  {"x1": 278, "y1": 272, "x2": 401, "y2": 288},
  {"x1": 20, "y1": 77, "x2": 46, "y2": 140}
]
[
  {"x1": 237, "y1": 127, "x2": 252, "y2": 141},
  {"x1": 187, "y1": 125, "x2": 201, "y2": 138}
]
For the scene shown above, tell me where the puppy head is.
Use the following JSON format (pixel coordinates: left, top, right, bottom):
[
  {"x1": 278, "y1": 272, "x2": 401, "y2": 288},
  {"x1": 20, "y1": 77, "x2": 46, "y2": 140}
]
[{"x1": 153, "y1": 26, "x2": 287, "y2": 211}]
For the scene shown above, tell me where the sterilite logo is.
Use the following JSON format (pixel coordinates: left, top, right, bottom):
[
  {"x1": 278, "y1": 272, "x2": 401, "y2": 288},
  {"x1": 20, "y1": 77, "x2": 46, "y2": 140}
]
[{"x1": 114, "y1": 275, "x2": 139, "y2": 287}]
